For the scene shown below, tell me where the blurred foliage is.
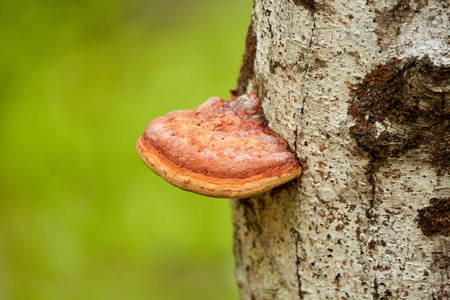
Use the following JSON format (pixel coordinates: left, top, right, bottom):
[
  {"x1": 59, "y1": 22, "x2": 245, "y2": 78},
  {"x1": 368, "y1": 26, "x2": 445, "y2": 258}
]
[{"x1": 0, "y1": 0, "x2": 252, "y2": 299}]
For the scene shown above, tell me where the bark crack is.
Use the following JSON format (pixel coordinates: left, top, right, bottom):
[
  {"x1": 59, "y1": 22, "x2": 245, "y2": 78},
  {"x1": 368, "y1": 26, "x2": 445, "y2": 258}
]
[
  {"x1": 295, "y1": 5, "x2": 317, "y2": 155},
  {"x1": 293, "y1": 128, "x2": 299, "y2": 156},
  {"x1": 364, "y1": 159, "x2": 380, "y2": 298},
  {"x1": 299, "y1": 6, "x2": 317, "y2": 103},
  {"x1": 366, "y1": 159, "x2": 377, "y2": 221},
  {"x1": 292, "y1": 9, "x2": 317, "y2": 298},
  {"x1": 291, "y1": 228, "x2": 305, "y2": 299}
]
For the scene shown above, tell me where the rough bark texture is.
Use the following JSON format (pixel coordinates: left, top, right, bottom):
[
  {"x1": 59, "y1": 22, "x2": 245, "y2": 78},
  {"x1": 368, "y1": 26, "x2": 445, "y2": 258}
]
[{"x1": 232, "y1": 1, "x2": 449, "y2": 299}]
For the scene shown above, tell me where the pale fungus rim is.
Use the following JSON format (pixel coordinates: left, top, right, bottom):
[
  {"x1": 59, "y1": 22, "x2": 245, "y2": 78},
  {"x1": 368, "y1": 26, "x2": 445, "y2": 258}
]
[{"x1": 136, "y1": 136, "x2": 302, "y2": 198}]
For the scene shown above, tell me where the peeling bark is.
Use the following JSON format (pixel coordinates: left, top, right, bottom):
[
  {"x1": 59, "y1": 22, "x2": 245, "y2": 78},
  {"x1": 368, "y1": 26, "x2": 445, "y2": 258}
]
[{"x1": 232, "y1": 0, "x2": 449, "y2": 299}]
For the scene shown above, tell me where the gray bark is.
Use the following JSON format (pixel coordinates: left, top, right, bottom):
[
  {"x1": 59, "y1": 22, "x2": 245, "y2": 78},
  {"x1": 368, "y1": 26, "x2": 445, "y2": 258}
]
[{"x1": 232, "y1": 1, "x2": 450, "y2": 299}]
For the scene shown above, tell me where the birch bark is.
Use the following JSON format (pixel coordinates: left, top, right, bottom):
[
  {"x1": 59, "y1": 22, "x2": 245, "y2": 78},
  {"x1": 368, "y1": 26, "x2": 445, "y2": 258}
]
[{"x1": 232, "y1": 1, "x2": 450, "y2": 299}]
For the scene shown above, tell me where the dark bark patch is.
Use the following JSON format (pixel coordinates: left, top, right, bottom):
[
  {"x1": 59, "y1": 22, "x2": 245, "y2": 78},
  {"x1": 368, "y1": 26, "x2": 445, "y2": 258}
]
[
  {"x1": 417, "y1": 197, "x2": 450, "y2": 236},
  {"x1": 235, "y1": 21, "x2": 257, "y2": 96},
  {"x1": 372, "y1": 0, "x2": 428, "y2": 51},
  {"x1": 314, "y1": 57, "x2": 328, "y2": 68},
  {"x1": 428, "y1": 120, "x2": 450, "y2": 176},
  {"x1": 291, "y1": 0, "x2": 315, "y2": 12},
  {"x1": 269, "y1": 58, "x2": 306, "y2": 75},
  {"x1": 270, "y1": 51, "x2": 327, "y2": 76},
  {"x1": 269, "y1": 59, "x2": 283, "y2": 74},
  {"x1": 348, "y1": 56, "x2": 450, "y2": 175},
  {"x1": 431, "y1": 251, "x2": 450, "y2": 270},
  {"x1": 255, "y1": 76, "x2": 269, "y2": 106},
  {"x1": 270, "y1": 180, "x2": 297, "y2": 198},
  {"x1": 239, "y1": 197, "x2": 264, "y2": 236}
]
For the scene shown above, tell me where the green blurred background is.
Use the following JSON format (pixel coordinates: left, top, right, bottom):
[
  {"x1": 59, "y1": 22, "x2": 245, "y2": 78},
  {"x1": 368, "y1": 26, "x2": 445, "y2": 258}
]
[{"x1": 0, "y1": 0, "x2": 252, "y2": 299}]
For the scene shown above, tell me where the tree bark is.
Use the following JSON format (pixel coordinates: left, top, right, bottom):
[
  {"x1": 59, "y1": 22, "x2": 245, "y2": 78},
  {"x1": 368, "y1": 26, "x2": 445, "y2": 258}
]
[{"x1": 232, "y1": 1, "x2": 449, "y2": 299}]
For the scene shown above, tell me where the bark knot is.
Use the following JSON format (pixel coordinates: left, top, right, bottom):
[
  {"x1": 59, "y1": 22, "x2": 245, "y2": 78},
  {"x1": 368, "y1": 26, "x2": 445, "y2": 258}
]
[{"x1": 348, "y1": 56, "x2": 450, "y2": 175}]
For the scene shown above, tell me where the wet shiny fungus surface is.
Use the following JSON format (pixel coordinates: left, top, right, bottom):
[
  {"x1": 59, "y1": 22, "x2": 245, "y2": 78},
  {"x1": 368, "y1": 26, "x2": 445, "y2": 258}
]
[{"x1": 142, "y1": 94, "x2": 299, "y2": 179}]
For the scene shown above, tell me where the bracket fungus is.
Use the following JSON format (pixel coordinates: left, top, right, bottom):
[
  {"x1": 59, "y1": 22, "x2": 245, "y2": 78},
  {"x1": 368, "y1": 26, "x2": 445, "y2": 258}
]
[{"x1": 136, "y1": 93, "x2": 302, "y2": 199}]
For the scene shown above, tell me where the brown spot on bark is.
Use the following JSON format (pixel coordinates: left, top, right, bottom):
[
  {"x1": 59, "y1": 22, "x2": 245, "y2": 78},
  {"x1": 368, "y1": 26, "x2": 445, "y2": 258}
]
[
  {"x1": 348, "y1": 51, "x2": 360, "y2": 58},
  {"x1": 417, "y1": 197, "x2": 450, "y2": 236},
  {"x1": 317, "y1": 161, "x2": 327, "y2": 168},
  {"x1": 338, "y1": 17, "x2": 347, "y2": 26},
  {"x1": 335, "y1": 224, "x2": 344, "y2": 231}
]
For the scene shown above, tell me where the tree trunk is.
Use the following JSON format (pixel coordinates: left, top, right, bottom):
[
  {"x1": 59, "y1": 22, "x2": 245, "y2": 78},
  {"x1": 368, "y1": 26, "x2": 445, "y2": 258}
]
[{"x1": 232, "y1": 1, "x2": 449, "y2": 299}]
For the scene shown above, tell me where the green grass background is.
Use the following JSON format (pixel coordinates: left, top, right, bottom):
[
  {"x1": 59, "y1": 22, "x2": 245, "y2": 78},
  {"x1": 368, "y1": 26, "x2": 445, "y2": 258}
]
[{"x1": 0, "y1": 0, "x2": 252, "y2": 299}]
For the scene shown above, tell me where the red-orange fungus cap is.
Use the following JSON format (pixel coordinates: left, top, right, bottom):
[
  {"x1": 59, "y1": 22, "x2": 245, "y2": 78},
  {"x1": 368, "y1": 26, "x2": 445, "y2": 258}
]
[{"x1": 136, "y1": 93, "x2": 302, "y2": 198}]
